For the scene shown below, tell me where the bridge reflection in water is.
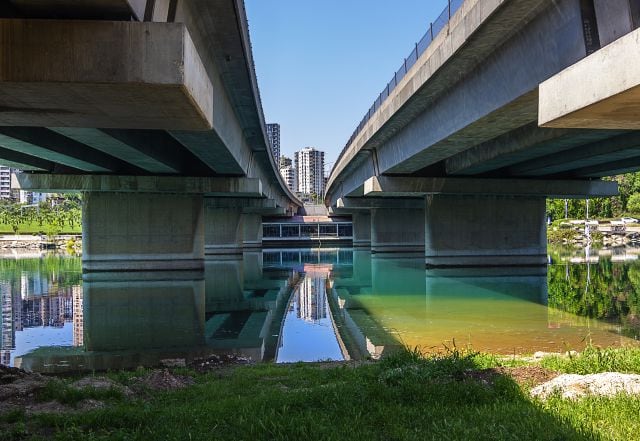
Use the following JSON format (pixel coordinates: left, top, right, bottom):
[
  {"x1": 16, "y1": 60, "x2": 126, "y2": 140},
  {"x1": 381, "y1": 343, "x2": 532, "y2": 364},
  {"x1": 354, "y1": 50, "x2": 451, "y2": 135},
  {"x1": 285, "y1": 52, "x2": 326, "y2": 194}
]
[{"x1": 3, "y1": 247, "x2": 639, "y2": 373}]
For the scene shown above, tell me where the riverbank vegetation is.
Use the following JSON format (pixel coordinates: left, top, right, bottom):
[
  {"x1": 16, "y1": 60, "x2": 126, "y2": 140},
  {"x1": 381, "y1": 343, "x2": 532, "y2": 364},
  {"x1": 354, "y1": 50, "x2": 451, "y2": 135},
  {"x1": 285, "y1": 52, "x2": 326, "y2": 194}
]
[
  {"x1": 547, "y1": 172, "x2": 640, "y2": 221},
  {"x1": 2, "y1": 347, "x2": 640, "y2": 440},
  {"x1": 0, "y1": 196, "x2": 81, "y2": 235}
]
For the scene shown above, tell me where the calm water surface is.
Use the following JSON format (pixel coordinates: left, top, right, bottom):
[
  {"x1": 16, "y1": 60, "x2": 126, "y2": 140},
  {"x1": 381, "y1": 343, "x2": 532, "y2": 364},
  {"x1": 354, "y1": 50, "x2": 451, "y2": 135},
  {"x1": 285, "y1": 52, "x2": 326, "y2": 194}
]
[{"x1": 1, "y1": 246, "x2": 639, "y2": 372}]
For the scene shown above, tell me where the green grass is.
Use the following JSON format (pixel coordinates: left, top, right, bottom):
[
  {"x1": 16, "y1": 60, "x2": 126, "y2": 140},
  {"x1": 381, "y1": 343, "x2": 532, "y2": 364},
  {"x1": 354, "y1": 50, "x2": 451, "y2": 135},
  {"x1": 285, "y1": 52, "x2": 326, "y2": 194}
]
[
  {"x1": 0, "y1": 220, "x2": 81, "y2": 235},
  {"x1": 3, "y1": 348, "x2": 640, "y2": 440},
  {"x1": 540, "y1": 346, "x2": 640, "y2": 375}
]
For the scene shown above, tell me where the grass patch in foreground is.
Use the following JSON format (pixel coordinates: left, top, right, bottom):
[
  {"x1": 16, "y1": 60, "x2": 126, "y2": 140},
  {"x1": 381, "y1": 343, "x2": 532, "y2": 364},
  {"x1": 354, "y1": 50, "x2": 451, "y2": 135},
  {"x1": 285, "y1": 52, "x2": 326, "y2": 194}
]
[
  {"x1": 540, "y1": 346, "x2": 640, "y2": 374},
  {"x1": 4, "y1": 348, "x2": 640, "y2": 440}
]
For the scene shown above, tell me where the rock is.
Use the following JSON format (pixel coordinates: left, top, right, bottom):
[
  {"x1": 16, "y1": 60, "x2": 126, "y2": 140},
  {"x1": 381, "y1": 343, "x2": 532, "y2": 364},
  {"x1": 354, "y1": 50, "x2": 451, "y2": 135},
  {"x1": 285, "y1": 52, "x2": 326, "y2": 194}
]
[
  {"x1": 531, "y1": 372, "x2": 640, "y2": 400},
  {"x1": 77, "y1": 399, "x2": 106, "y2": 411},
  {"x1": 134, "y1": 369, "x2": 194, "y2": 391},
  {"x1": 71, "y1": 376, "x2": 133, "y2": 397},
  {"x1": 160, "y1": 358, "x2": 186, "y2": 368},
  {"x1": 0, "y1": 377, "x2": 48, "y2": 400},
  {"x1": 0, "y1": 366, "x2": 47, "y2": 400}
]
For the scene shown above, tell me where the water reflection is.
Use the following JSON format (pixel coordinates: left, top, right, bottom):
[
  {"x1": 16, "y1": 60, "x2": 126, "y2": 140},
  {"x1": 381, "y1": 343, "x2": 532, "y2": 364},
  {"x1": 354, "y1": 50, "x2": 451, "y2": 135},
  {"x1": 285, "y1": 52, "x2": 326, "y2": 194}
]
[
  {"x1": 1, "y1": 246, "x2": 640, "y2": 372},
  {"x1": 276, "y1": 264, "x2": 347, "y2": 363}
]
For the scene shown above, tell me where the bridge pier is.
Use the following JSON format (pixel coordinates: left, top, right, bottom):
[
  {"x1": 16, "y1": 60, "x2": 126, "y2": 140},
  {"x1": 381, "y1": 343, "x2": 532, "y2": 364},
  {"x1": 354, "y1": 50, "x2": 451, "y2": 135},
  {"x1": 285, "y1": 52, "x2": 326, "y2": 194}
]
[
  {"x1": 243, "y1": 213, "x2": 263, "y2": 250},
  {"x1": 83, "y1": 191, "x2": 205, "y2": 272},
  {"x1": 352, "y1": 212, "x2": 372, "y2": 249},
  {"x1": 371, "y1": 207, "x2": 425, "y2": 253},
  {"x1": 204, "y1": 205, "x2": 244, "y2": 257},
  {"x1": 425, "y1": 195, "x2": 547, "y2": 267}
]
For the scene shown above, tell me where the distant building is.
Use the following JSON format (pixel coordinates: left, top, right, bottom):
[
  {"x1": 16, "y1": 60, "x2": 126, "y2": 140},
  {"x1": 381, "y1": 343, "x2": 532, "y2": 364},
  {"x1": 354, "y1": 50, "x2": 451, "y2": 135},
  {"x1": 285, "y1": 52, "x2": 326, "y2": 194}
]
[
  {"x1": 295, "y1": 147, "x2": 325, "y2": 197},
  {"x1": 19, "y1": 191, "x2": 49, "y2": 205},
  {"x1": 280, "y1": 155, "x2": 292, "y2": 169},
  {"x1": 280, "y1": 165, "x2": 297, "y2": 192},
  {"x1": 266, "y1": 123, "x2": 280, "y2": 162},
  {"x1": 279, "y1": 156, "x2": 297, "y2": 192},
  {"x1": 0, "y1": 167, "x2": 11, "y2": 199}
]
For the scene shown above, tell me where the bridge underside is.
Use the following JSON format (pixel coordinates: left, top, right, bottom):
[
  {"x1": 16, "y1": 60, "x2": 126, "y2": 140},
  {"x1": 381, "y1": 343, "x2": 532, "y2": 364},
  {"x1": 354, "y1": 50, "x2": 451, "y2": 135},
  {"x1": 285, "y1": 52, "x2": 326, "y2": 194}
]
[
  {"x1": 0, "y1": 1, "x2": 301, "y2": 274},
  {"x1": 326, "y1": 0, "x2": 640, "y2": 267}
]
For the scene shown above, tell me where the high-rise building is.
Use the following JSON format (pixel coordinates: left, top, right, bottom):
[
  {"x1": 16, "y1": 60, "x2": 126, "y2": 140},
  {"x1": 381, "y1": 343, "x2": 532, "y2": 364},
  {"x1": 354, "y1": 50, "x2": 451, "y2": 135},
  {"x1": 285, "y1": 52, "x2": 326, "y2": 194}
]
[
  {"x1": 295, "y1": 147, "x2": 325, "y2": 196},
  {"x1": 279, "y1": 155, "x2": 296, "y2": 192},
  {"x1": 0, "y1": 167, "x2": 11, "y2": 199},
  {"x1": 279, "y1": 155, "x2": 292, "y2": 169},
  {"x1": 280, "y1": 165, "x2": 297, "y2": 192},
  {"x1": 266, "y1": 123, "x2": 280, "y2": 162}
]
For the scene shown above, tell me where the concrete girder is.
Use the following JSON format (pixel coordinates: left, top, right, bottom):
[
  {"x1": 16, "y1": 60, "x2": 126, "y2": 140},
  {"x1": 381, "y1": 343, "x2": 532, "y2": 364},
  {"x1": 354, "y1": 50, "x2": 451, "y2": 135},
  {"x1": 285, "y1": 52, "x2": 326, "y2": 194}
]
[
  {"x1": 444, "y1": 123, "x2": 621, "y2": 176},
  {"x1": 0, "y1": 20, "x2": 213, "y2": 130},
  {"x1": 540, "y1": 27, "x2": 640, "y2": 130},
  {"x1": 571, "y1": 155, "x2": 640, "y2": 178},
  {"x1": 0, "y1": 127, "x2": 142, "y2": 173},
  {"x1": 8, "y1": 0, "x2": 143, "y2": 20},
  {"x1": 507, "y1": 131, "x2": 640, "y2": 176},
  {"x1": 15, "y1": 174, "x2": 264, "y2": 197},
  {"x1": 362, "y1": 176, "x2": 618, "y2": 199},
  {"x1": 50, "y1": 128, "x2": 180, "y2": 174},
  {"x1": 0, "y1": 146, "x2": 61, "y2": 171},
  {"x1": 169, "y1": 131, "x2": 246, "y2": 176}
]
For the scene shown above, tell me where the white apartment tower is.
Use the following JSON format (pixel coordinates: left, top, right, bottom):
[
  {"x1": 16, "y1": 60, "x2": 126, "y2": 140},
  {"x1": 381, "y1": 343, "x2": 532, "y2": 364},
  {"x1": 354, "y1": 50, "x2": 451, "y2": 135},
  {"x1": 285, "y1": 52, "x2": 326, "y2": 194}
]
[
  {"x1": 266, "y1": 123, "x2": 280, "y2": 162},
  {"x1": 279, "y1": 156, "x2": 297, "y2": 192},
  {"x1": 295, "y1": 147, "x2": 325, "y2": 196},
  {"x1": 0, "y1": 167, "x2": 11, "y2": 199}
]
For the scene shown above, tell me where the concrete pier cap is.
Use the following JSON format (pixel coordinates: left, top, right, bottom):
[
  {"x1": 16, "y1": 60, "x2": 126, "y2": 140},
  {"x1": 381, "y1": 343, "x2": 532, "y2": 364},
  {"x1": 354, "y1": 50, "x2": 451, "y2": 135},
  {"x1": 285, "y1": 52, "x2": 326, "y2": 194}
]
[
  {"x1": 16, "y1": 174, "x2": 272, "y2": 271},
  {"x1": 336, "y1": 176, "x2": 618, "y2": 267},
  {"x1": 0, "y1": 19, "x2": 213, "y2": 130},
  {"x1": 539, "y1": 27, "x2": 640, "y2": 130}
]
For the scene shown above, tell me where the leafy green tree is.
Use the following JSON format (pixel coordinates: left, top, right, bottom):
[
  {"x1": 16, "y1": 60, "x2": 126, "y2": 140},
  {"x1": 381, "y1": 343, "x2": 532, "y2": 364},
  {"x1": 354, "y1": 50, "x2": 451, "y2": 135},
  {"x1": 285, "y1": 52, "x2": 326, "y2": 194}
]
[{"x1": 627, "y1": 193, "x2": 640, "y2": 214}]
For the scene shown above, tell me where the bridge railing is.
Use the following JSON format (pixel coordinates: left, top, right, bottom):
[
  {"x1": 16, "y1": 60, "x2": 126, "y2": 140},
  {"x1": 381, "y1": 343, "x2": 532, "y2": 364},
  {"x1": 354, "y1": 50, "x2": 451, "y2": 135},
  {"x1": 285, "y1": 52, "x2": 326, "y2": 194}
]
[{"x1": 331, "y1": 0, "x2": 464, "y2": 178}]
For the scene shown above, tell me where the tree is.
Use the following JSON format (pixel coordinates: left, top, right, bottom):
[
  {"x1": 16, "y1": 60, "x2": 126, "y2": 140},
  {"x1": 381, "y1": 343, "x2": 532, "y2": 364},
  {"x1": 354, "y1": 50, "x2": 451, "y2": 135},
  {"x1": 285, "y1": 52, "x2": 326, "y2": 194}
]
[{"x1": 627, "y1": 193, "x2": 640, "y2": 215}]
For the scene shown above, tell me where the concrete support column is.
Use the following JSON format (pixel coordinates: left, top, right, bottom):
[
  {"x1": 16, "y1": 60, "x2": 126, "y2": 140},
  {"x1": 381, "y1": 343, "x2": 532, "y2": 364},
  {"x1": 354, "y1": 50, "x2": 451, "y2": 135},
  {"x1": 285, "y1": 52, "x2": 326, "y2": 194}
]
[
  {"x1": 204, "y1": 203, "x2": 243, "y2": 256},
  {"x1": 82, "y1": 192, "x2": 204, "y2": 272},
  {"x1": 425, "y1": 195, "x2": 547, "y2": 267},
  {"x1": 352, "y1": 212, "x2": 372, "y2": 248},
  {"x1": 371, "y1": 208, "x2": 425, "y2": 253},
  {"x1": 242, "y1": 213, "x2": 263, "y2": 249}
]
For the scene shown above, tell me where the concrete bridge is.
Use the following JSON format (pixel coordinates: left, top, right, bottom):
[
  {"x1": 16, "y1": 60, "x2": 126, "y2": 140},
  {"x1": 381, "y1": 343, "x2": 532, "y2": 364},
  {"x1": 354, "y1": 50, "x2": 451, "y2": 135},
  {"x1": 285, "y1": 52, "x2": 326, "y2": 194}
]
[
  {"x1": 326, "y1": 0, "x2": 639, "y2": 266},
  {"x1": 0, "y1": 0, "x2": 301, "y2": 271}
]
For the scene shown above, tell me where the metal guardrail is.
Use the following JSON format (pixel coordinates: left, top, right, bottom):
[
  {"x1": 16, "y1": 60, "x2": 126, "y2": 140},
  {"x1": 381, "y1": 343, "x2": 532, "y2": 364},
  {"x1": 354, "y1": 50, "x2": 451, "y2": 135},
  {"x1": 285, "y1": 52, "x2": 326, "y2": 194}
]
[{"x1": 331, "y1": 0, "x2": 464, "y2": 178}]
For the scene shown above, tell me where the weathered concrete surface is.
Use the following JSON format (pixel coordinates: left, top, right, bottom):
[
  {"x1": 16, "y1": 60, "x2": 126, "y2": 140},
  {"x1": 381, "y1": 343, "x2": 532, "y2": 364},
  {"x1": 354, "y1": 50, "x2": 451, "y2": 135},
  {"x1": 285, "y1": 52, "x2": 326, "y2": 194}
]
[
  {"x1": 363, "y1": 176, "x2": 619, "y2": 198},
  {"x1": 593, "y1": 0, "x2": 635, "y2": 47},
  {"x1": 352, "y1": 212, "x2": 371, "y2": 249},
  {"x1": 425, "y1": 195, "x2": 547, "y2": 267},
  {"x1": 242, "y1": 213, "x2": 263, "y2": 249},
  {"x1": 15, "y1": 174, "x2": 263, "y2": 196},
  {"x1": 371, "y1": 208, "x2": 425, "y2": 253},
  {"x1": 204, "y1": 205, "x2": 243, "y2": 256},
  {"x1": 540, "y1": 27, "x2": 640, "y2": 129},
  {"x1": 83, "y1": 192, "x2": 204, "y2": 272},
  {"x1": 0, "y1": 20, "x2": 213, "y2": 130}
]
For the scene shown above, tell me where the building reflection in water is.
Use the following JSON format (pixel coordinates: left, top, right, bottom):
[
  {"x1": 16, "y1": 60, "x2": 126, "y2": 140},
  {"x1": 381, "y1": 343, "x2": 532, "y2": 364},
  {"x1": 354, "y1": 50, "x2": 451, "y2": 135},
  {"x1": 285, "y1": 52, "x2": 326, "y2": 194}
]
[
  {"x1": 275, "y1": 263, "x2": 347, "y2": 363},
  {"x1": 0, "y1": 255, "x2": 83, "y2": 368},
  {"x1": 2, "y1": 246, "x2": 640, "y2": 372}
]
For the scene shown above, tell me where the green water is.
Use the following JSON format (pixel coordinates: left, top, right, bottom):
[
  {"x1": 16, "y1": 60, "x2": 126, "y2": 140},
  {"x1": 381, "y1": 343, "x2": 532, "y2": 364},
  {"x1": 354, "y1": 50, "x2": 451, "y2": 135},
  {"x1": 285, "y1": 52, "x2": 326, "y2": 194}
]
[
  {"x1": 333, "y1": 248, "x2": 639, "y2": 356},
  {"x1": 1, "y1": 246, "x2": 639, "y2": 372}
]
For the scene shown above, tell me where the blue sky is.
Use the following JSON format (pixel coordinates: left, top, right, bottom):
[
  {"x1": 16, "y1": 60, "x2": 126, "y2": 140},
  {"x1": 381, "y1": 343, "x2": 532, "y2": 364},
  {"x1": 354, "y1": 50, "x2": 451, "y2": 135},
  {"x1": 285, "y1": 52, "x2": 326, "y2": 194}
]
[{"x1": 246, "y1": 0, "x2": 449, "y2": 170}]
